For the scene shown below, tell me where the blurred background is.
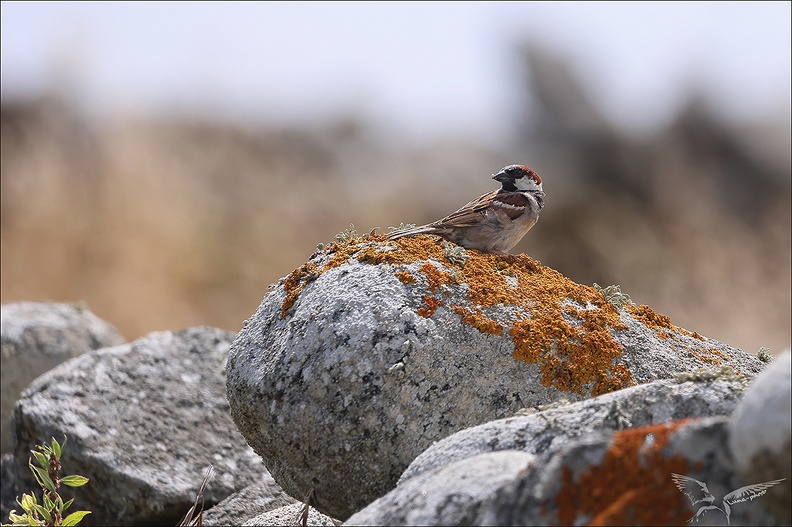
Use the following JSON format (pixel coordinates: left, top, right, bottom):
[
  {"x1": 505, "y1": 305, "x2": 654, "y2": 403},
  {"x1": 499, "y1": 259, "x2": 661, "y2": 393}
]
[{"x1": 1, "y1": 2, "x2": 790, "y2": 355}]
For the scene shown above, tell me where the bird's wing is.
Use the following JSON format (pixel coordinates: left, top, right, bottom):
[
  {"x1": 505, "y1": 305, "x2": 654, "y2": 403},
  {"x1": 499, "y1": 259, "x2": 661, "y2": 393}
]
[
  {"x1": 671, "y1": 473, "x2": 711, "y2": 505},
  {"x1": 723, "y1": 478, "x2": 786, "y2": 506},
  {"x1": 433, "y1": 190, "x2": 531, "y2": 227},
  {"x1": 430, "y1": 191, "x2": 498, "y2": 227}
]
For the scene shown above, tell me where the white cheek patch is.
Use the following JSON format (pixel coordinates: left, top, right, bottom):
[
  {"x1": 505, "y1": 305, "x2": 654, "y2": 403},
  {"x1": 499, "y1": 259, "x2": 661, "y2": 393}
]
[
  {"x1": 493, "y1": 201, "x2": 525, "y2": 211},
  {"x1": 515, "y1": 178, "x2": 541, "y2": 192}
]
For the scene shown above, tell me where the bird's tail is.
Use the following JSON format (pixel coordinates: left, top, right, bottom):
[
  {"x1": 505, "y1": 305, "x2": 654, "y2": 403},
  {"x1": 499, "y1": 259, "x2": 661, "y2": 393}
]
[{"x1": 387, "y1": 224, "x2": 436, "y2": 240}]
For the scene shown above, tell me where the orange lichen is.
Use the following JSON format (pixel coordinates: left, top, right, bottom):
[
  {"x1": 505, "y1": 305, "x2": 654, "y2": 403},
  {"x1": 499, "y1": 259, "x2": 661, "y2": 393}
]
[
  {"x1": 628, "y1": 304, "x2": 673, "y2": 329},
  {"x1": 281, "y1": 262, "x2": 320, "y2": 318},
  {"x1": 684, "y1": 346, "x2": 733, "y2": 367},
  {"x1": 401, "y1": 237, "x2": 635, "y2": 395},
  {"x1": 418, "y1": 262, "x2": 451, "y2": 293},
  {"x1": 555, "y1": 419, "x2": 698, "y2": 526},
  {"x1": 280, "y1": 233, "x2": 694, "y2": 396},
  {"x1": 417, "y1": 295, "x2": 445, "y2": 318},
  {"x1": 706, "y1": 346, "x2": 731, "y2": 360},
  {"x1": 686, "y1": 348, "x2": 723, "y2": 367},
  {"x1": 451, "y1": 305, "x2": 504, "y2": 335},
  {"x1": 657, "y1": 330, "x2": 673, "y2": 341},
  {"x1": 628, "y1": 304, "x2": 704, "y2": 341},
  {"x1": 394, "y1": 270, "x2": 416, "y2": 284}
]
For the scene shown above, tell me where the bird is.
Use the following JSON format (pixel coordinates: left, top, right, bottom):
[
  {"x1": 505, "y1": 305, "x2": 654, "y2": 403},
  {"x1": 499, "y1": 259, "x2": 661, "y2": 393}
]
[
  {"x1": 388, "y1": 165, "x2": 545, "y2": 256},
  {"x1": 671, "y1": 473, "x2": 786, "y2": 525}
]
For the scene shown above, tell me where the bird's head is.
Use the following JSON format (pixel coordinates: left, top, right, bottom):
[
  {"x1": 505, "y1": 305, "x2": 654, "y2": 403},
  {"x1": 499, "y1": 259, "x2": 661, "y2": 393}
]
[{"x1": 493, "y1": 165, "x2": 543, "y2": 193}]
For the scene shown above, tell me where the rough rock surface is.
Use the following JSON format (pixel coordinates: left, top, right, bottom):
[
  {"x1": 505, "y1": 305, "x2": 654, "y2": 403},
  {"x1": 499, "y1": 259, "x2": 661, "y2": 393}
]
[
  {"x1": 12, "y1": 327, "x2": 267, "y2": 526},
  {"x1": 729, "y1": 349, "x2": 791, "y2": 521},
  {"x1": 473, "y1": 417, "x2": 781, "y2": 526},
  {"x1": 345, "y1": 450, "x2": 535, "y2": 526},
  {"x1": 0, "y1": 453, "x2": 24, "y2": 522},
  {"x1": 401, "y1": 376, "x2": 751, "y2": 483},
  {"x1": 0, "y1": 301, "x2": 124, "y2": 452},
  {"x1": 226, "y1": 234, "x2": 766, "y2": 519},
  {"x1": 202, "y1": 472, "x2": 297, "y2": 527},
  {"x1": 243, "y1": 502, "x2": 338, "y2": 526}
]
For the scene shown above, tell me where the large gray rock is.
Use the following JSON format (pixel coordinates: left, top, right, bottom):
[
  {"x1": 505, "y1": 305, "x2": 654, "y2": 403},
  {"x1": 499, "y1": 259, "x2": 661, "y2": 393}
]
[
  {"x1": 1, "y1": 301, "x2": 124, "y2": 452},
  {"x1": 729, "y1": 349, "x2": 791, "y2": 521},
  {"x1": 12, "y1": 327, "x2": 266, "y2": 526},
  {"x1": 243, "y1": 502, "x2": 338, "y2": 526},
  {"x1": 227, "y1": 235, "x2": 766, "y2": 519},
  {"x1": 345, "y1": 451, "x2": 535, "y2": 526},
  {"x1": 401, "y1": 376, "x2": 751, "y2": 483},
  {"x1": 202, "y1": 472, "x2": 296, "y2": 527},
  {"x1": 474, "y1": 417, "x2": 782, "y2": 526}
]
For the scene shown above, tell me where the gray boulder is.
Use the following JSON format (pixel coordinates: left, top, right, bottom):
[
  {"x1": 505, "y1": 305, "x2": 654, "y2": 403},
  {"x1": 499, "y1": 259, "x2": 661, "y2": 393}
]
[
  {"x1": 475, "y1": 417, "x2": 782, "y2": 526},
  {"x1": 401, "y1": 375, "x2": 751, "y2": 483},
  {"x1": 12, "y1": 327, "x2": 267, "y2": 526},
  {"x1": 243, "y1": 502, "x2": 339, "y2": 526},
  {"x1": 202, "y1": 471, "x2": 297, "y2": 526},
  {"x1": 729, "y1": 349, "x2": 791, "y2": 521},
  {"x1": 345, "y1": 450, "x2": 535, "y2": 526},
  {"x1": 227, "y1": 235, "x2": 766, "y2": 519},
  {"x1": 1, "y1": 301, "x2": 124, "y2": 452}
]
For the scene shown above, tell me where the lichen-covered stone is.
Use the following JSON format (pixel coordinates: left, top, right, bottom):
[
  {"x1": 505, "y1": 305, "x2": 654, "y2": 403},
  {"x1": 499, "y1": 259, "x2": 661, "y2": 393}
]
[
  {"x1": 474, "y1": 417, "x2": 781, "y2": 526},
  {"x1": 0, "y1": 301, "x2": 124, "y2": 453},
  {"x1": 226, "y1": 234, "x2": 766, "y2": 519},
  {"x1": 729, "y1": 349, "x2": 791, "y2": 521},
  {"x1": 400, "y1": 377, "x2": 752, "y2": 483}
]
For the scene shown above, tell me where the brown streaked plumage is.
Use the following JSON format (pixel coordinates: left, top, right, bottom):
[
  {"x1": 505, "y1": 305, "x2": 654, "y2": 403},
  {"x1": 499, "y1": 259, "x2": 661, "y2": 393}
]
[{"x1": 388, "y1": 165, "x2": 544, "y2": 255}]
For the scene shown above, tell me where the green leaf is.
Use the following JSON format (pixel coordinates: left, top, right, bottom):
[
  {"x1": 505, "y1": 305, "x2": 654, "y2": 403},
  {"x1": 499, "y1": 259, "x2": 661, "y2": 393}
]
[
  {"x1": 35, "y1": 503, "x2": 52, "y2": 523},
  {"x1": 7, "y1": 508, "x2": 38, "y2": 526},
  {"x1": 61, "y1": 510, "x2": 91, "y2": 526},
  {"x1": 19, "y1": 493, "x2": 37, "y2": 510},
  {"x1": 52, "y1": 436, "x2": 63, "y2": 460},
  {"x1": 30, "y1": 464, "x2": 55, "y2": 492},
  {"x1": 61, "y1": 475, "x2": 89, "y2": 487},
  {"x1": 31, "y1": 451, "x2": 48, "y2": 470},
  {"x1": 62, "y1": 497, "x2": 74, "y2": 511}
]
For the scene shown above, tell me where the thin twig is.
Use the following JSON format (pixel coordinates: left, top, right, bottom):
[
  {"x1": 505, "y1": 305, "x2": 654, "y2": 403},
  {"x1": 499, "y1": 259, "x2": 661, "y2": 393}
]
[{"x1": 177, "y1": 465, "x2": 215, "y2": 527}]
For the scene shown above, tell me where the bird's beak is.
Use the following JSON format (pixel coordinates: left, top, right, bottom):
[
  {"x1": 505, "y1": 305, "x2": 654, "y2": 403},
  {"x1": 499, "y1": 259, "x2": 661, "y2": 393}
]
[{"x1": 492, "y1": 170, "x2": 510, "y2": 183}]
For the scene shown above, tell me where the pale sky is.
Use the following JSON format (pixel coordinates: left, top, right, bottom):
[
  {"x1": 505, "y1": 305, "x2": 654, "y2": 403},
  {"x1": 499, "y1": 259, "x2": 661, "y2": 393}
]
[{"x1": 2, "y1": 1, "x2": 790, "y2": 145}]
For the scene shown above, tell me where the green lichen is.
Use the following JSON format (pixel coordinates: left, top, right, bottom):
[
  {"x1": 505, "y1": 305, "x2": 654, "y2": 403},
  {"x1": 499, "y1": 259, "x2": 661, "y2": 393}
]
[
  {"x1": 603, "y1": 400, "x2": 633, "y2": 430},
  {"x1": 593, "y1": 283, "x2": 634, "y2": 309},
  {"x1": 387, "y1": 222, "x2": 416, "y2": 234},
  {"x1": 673, "y1": 365, "x2": 746, "y2": 385},
  {"x1": 757, "y1": 347, "x2": 774, "y2": 363},
  {"x1": 1, "y1": 343, "x2": 17, "y2": 360},
  {"x1": 334, "y1": 223, "x2": 360, "y2": 243},
  {"x1": 442, "y1": 241, "x2": 469, "y2": 266}
]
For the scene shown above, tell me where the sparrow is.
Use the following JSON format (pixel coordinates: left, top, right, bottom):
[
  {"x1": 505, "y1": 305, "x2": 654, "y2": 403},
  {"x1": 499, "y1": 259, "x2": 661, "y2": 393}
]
[{"x1": 388, "y1": 165, "x2": 544, "y2": 256}]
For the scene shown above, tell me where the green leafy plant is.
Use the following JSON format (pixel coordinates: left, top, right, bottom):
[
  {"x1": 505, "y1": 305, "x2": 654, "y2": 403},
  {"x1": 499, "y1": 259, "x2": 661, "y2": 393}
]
[{"x1": 3, "y1": 436, "x2": 90, "y2": 527}]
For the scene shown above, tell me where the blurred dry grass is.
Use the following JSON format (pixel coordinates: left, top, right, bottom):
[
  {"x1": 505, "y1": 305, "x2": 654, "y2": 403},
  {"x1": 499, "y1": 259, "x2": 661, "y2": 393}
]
[{"x1": 1, "y1": 50, "x2": 790, "y2": 355}]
